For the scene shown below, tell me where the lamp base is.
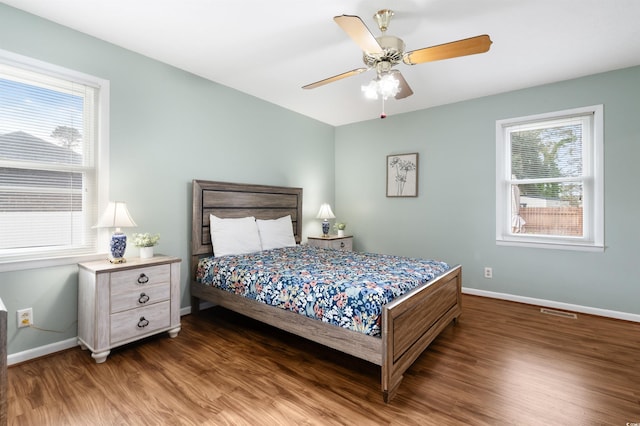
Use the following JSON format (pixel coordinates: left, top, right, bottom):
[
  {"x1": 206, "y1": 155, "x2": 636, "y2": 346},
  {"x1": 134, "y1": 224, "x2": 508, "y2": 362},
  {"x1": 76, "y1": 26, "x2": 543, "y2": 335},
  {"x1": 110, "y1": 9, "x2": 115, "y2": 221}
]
[
  {"x1": 322, "y1": 220, "x2": 330, "y2": 237},
  {"x1": 109, "y1": 232, "x2": 127, "y2": 263}
]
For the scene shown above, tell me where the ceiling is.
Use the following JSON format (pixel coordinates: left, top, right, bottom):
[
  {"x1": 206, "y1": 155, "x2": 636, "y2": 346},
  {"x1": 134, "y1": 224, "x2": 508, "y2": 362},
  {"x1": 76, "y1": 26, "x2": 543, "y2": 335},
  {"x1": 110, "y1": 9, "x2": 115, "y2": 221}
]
[{"x1": 5, "y1": 0, "x2": 640, "y2": 126}]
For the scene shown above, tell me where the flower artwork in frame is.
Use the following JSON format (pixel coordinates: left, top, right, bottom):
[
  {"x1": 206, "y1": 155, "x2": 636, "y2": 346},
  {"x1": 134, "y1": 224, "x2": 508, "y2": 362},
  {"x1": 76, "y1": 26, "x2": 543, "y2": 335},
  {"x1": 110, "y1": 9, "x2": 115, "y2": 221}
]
[{"x1": 387, "y1": 153, "x2": 418, "y2": 197}]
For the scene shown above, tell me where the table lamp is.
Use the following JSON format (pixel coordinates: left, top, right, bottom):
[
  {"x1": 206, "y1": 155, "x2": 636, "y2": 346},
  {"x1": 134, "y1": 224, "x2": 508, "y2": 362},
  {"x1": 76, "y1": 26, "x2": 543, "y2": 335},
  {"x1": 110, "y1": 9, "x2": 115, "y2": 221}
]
[
  {"x1": 95, "y1": 201, "x2": 137, "y2": 263},
  {"x1": 316, "y1": 203, "x2": 335, "y2": 237}
]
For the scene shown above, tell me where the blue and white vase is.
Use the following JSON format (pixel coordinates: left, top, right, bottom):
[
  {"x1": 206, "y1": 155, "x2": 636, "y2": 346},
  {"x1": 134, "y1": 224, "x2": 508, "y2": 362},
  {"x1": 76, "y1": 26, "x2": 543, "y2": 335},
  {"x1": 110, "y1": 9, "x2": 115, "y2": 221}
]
[
  {"x1": 322, "y1": 220, "x2": 330, "y2": 236},
  {"x1": 110, "y1": 232, "x2": 127, "y2": 260}
]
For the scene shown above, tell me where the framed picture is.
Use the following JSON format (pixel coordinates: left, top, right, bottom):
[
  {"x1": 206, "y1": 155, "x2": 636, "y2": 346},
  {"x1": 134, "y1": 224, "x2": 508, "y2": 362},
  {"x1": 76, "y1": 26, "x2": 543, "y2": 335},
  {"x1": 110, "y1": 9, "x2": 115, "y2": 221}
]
[{"x1": 386, "y1": 153, "x2": 418, "y2": 197}]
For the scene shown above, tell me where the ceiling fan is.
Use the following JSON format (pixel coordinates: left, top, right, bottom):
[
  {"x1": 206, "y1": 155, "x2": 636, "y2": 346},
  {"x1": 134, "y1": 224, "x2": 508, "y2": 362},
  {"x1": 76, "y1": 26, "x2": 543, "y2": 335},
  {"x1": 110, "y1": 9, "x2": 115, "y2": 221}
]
[{"x1": 303, "y1": 9, "x2": 492, "y2": 105}]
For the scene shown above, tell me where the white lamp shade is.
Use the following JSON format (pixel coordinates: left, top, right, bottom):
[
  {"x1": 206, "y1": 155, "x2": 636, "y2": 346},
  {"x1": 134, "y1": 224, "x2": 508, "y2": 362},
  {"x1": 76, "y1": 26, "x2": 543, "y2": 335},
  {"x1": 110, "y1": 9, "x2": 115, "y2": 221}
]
[
  {"x1": 95, "y1": 201, "x2": 137, "y2": 229},
  {"x1": 316, "y1": 203, "x2": 336, "y2": 220}
]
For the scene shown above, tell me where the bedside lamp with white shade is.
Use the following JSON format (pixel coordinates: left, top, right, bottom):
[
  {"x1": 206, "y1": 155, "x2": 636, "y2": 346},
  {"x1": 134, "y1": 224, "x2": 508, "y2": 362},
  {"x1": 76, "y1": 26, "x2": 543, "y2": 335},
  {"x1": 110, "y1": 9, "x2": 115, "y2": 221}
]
[
  {"x1": 316, "y1": 203, "x2": 335, "y2": 237},
  {"x1": 95, "y1": 201, "x2": 137, "y2": 263}
]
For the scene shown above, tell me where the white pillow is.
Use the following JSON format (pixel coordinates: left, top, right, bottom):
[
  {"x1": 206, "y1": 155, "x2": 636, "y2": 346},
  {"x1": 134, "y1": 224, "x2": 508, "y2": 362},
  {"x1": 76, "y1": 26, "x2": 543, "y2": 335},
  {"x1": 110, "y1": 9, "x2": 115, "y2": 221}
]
[
  {"x1": 256, "y1": 215, "x2": 296, "y2": 250},
  {"x1": 209, "y1": 214, "x2": 262, "y2": 257}
]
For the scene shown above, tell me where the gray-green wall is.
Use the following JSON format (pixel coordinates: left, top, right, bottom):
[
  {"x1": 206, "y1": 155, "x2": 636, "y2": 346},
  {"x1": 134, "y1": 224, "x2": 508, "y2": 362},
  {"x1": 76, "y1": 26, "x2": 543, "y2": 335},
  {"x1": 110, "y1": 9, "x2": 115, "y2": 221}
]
[
  {"x1": 1, "y1": 4, "x2": 638, "y2": 360},
  {"x1": 335, "y1": 66, "x2": 640, "y2": 316},
  {"x1": 0, "y1": 4, "x2": 334, "y2": 357}
]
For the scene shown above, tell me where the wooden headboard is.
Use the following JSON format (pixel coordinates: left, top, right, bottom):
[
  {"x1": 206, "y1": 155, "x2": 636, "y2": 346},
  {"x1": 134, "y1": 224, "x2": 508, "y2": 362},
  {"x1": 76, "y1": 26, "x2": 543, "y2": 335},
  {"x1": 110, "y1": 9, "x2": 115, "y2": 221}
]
[{"x1": 191, "y1": 180, "x2": 303, "y2": 258}]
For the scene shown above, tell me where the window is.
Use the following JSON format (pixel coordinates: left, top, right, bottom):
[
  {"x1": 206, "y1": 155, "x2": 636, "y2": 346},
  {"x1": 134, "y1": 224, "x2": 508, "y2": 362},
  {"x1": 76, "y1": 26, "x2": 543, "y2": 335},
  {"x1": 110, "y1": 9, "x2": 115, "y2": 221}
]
[
  {"x1": 0, "y1": 50, "x2": 109, "y2": 266},
  {"x1": 496, "y1": 105, "x2": 603, "y2": 251}
]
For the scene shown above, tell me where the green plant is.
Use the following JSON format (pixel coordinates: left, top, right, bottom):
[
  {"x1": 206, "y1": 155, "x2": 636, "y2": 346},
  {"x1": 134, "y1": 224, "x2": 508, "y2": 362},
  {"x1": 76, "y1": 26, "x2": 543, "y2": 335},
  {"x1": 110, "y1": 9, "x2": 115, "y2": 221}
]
[
  {"x1": 334, "y1": 222, "x2": 347, "y2": 231},
  {"x1": 131, "y1": 233, "x2": 160, "y2": 247}
]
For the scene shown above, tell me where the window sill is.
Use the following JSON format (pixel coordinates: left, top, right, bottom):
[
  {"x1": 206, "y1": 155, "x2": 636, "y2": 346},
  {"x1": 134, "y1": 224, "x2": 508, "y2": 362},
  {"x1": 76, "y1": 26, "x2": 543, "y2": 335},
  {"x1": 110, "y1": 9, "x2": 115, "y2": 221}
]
[
  {"x1": 0, "y1": 253, "x2": 108, "y2": 273},
  {"x1": 496, "y1": 240, "x2": 604, "y2": 253}
]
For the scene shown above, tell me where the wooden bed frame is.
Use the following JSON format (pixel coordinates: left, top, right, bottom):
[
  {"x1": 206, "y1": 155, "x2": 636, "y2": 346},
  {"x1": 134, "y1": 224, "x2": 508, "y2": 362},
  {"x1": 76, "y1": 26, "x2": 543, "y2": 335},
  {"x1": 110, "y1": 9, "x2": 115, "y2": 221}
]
[{"x1": 190, "y1": 179, "x2": 462, "y2": 402}]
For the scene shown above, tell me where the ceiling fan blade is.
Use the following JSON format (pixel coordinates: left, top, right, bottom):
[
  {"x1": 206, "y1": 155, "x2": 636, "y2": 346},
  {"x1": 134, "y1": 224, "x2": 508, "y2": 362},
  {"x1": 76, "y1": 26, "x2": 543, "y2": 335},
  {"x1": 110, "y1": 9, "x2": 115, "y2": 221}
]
[
  {"x1": 334, "y1": 15, "x2": 383, "y2": 54},
  {"x1": 302, "y1": 68, "x2": 368, "y2": 90},
  {"x1": 391, "y1": 70, "x2": 413, "y2": 99},
  {"x1": 403, "y1": 35, "x2": 492, "y2": 65}
]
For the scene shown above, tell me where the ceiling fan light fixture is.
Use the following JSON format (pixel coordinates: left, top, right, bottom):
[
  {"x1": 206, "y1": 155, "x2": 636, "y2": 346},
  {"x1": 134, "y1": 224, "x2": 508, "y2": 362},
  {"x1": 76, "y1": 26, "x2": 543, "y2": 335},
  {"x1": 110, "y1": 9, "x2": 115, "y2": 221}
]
[
  {"x1": 361, "y1": 79, "x2": 380, "y2": 100},
  {"x1": 378, "y1": 73, "x2": 400, "y2": 99},
  {"x1": 361, "y1": 72, "x2": 400, "y2": 100}
]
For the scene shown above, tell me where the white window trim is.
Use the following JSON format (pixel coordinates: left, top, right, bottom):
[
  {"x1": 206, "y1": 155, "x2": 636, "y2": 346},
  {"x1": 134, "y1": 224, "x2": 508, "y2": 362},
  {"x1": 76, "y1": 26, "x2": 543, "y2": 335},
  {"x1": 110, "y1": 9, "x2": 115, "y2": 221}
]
[
  {"x1": 495, "y1": 105, "x2": 604, "y2": 252},
  {"x1": 0, "y1": 49, "x2": 110, "y2": 271}
]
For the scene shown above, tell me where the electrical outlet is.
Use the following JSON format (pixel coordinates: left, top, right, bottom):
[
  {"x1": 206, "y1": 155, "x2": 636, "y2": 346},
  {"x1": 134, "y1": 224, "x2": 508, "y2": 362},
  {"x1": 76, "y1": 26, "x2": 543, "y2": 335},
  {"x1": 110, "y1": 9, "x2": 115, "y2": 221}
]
[
  {"x1": 484, "y1": 267, "x2": 493, "y2": 279},
  {"x1": 17, "y1": 308, "x2": 33, "y2": 328}
]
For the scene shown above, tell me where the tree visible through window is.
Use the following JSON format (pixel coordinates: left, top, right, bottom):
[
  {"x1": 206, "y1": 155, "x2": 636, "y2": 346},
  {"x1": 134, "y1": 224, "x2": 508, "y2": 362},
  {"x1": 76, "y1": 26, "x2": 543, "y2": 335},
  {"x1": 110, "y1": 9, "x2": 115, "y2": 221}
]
[{"x1": 496, "y1": 106, "x2": 603, "y2": 251}]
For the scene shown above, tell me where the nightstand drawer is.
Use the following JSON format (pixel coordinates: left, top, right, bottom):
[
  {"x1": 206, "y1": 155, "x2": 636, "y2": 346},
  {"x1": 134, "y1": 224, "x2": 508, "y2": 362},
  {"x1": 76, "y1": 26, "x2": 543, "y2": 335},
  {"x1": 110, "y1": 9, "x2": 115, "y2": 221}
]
[
  {"x1": 110, "y1": 264, "x2": 170, "y2": 294},
  {"x1": 110, "y1": 301, "x2": 171, "y2": 344},
  {"x1": 110, "y1": 283, "x2": 170, "y2": 313},
  {"x1": 308, "y1": 236, "x2": 353, "y2": 251},
  {"x1": 329, "y1": 239, "x2": 352, "y2": 251}
]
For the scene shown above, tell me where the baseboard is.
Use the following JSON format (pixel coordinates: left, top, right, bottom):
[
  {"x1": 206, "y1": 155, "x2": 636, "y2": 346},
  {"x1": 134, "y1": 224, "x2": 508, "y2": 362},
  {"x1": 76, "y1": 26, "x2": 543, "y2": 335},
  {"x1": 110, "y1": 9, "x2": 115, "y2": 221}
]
[
  {"x1": 9, "y1": 303, "x2": 216, "y2": 366},
  {"x1": 180, "y1": 301, "x2": 215, "y2": 315},
  {"x1": 462, "y1": 287, "x2": 640, "y2": 323},
  {"x1": 8, "y1": 337, "x2": 78, "y2": 366}
]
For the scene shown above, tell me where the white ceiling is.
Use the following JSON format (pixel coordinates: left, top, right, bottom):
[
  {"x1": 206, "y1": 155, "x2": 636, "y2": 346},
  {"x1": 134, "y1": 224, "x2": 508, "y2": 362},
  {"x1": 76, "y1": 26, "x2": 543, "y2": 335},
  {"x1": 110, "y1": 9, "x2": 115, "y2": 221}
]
[{"x1": 5, "y1": 0, "x2": 640, "y2": 126}]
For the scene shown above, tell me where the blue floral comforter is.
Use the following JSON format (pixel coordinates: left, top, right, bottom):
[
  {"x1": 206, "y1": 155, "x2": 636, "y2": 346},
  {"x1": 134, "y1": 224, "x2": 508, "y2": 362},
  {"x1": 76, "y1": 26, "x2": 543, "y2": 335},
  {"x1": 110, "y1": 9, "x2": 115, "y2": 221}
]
[{"x1": 196, "y1": 245, "x2": 450, "y2": 337}]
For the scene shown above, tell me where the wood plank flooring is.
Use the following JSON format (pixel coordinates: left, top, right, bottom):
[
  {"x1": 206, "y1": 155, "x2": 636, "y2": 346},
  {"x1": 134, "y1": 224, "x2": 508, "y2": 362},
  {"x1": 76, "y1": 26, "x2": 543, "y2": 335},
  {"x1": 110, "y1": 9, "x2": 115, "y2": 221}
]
[{"x1": 7, "y1": 295, "x2": 640, "y2": 425}]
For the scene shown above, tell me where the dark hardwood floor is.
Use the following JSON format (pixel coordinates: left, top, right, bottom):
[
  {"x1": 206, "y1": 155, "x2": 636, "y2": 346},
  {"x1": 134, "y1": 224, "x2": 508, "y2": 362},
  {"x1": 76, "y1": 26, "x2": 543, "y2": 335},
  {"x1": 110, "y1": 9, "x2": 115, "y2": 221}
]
[{"x1": 7, "y1": 295, "x2": 640, "y2": 425}]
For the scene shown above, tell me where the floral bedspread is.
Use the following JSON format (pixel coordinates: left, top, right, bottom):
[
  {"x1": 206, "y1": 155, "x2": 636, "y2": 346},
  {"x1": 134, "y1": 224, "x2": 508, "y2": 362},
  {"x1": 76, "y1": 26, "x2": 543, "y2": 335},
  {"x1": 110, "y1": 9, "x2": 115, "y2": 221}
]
[{"x1": 196, "y1": 246, "x2": 450, "y2": 337}]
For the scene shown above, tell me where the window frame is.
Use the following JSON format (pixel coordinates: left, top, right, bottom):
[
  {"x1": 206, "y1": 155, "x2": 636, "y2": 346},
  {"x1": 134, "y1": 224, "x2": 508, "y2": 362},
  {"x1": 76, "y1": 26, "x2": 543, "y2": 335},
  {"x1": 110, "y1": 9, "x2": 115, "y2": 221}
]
[
  {"x1": 495, "y1": 105, "x2": 604, "y2": 252},
  {"x1": 0, "y1": 49, "x2": 110, "y2": 271}
]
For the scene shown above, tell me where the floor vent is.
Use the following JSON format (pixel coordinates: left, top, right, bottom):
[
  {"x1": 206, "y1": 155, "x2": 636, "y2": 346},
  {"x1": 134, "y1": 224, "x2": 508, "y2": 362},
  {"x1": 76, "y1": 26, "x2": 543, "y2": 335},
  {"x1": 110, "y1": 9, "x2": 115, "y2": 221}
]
[{"x1": 540, "y1": 308, "x2": 577, "y2": 319}]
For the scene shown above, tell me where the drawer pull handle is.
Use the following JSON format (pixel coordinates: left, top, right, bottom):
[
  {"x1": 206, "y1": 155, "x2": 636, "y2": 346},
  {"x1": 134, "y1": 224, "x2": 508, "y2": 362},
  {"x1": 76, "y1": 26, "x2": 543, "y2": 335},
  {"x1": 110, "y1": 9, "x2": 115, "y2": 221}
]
[
  {"x1": 138, "y1": 292, "x2": 150, "y2": 304},
  {"x1": 137, "y1": 316, "x2": 149, "y2": 328},
  {"x1": 340, "y1": 242, "x2": 345, "y2": 248},
  {"x1": 137, "y1": 273, "x2": 149, "y2": 284}
]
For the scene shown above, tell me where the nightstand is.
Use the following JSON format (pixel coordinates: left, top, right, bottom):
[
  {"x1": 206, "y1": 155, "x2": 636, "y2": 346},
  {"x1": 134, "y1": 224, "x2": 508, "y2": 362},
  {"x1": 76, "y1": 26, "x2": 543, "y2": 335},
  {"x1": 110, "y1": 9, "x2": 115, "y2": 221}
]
[
  {"x1": 307, "y1": 235, "x2": 353, "y2": 251},
  {"x1": 77, "y1": 255, "x2": 181, "y2": 363}
]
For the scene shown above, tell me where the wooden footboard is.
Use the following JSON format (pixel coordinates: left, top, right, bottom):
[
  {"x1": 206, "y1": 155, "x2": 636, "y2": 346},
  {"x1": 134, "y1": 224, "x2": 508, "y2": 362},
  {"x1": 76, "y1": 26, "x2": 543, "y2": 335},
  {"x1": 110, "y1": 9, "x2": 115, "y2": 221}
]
[
  {"x1": 381, "y1": 264, "x2": 462, "y2": 402},
  {"x1": 191, "y1": 263, "x2": 462, "y2": 403}
]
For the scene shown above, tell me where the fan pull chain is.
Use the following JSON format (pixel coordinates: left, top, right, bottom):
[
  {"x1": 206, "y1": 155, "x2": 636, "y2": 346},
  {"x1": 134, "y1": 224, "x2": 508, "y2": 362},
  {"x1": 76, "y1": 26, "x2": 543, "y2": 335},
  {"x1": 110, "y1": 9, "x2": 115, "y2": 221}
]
[{"x1": 380, "y1": 97, "x2": 387, "y2": 119}]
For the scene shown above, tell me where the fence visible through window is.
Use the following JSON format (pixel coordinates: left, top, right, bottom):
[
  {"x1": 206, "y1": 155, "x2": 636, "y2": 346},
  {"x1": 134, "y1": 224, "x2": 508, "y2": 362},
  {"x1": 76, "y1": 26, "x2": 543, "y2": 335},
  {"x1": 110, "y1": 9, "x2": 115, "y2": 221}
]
[{"x1": 517, "y1": 206, "x2": 583, "y2": 236}]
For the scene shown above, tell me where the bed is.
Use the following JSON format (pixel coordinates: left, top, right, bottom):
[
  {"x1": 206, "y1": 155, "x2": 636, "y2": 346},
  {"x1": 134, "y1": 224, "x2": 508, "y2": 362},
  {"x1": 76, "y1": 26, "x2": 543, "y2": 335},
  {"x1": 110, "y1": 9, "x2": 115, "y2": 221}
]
[{"x1": 190, "y1": 179, "x2": 462, "y2": 402}]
